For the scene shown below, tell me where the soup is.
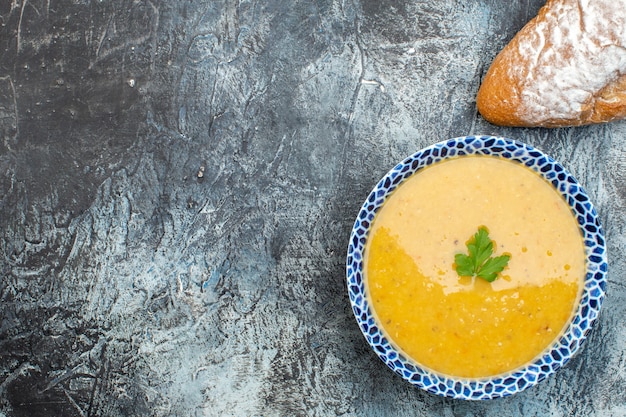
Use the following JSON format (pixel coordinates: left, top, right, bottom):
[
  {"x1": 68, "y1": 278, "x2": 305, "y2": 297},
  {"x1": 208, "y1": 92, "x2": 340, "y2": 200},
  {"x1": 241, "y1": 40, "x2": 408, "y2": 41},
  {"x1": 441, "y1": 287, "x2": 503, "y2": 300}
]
[{"x1": 364, "y1": 156, "x2": 585, "y2": 378}]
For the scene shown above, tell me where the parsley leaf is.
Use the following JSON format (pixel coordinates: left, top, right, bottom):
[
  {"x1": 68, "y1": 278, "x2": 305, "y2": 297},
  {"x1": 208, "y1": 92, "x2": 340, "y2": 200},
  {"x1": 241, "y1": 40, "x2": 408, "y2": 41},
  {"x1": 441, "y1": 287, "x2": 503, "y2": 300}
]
[
  {"x1": 454, "y1": 253, "x2": 474, "y2": 277},
  {"x1": 455, "y1": 226, "x2": 510, "y2": 283},
  {"x1": 477, "y1": 255, "x2": 511, "y2": 282}
]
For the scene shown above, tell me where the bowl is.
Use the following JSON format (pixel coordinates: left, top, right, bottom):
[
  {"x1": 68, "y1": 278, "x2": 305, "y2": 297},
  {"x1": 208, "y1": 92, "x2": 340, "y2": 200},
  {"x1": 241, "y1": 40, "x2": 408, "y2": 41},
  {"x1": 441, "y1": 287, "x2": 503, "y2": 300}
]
[{"x1": 346, "y1": 135, "x2": 607, "y2": 400}]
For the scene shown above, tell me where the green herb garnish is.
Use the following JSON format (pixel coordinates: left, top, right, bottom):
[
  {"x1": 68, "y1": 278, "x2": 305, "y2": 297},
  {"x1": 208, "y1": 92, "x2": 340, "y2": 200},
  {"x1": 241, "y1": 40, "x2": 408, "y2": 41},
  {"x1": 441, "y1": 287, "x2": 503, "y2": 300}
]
[{"x1": 455, "y1": 226, "x2": 510, "y2": 282}]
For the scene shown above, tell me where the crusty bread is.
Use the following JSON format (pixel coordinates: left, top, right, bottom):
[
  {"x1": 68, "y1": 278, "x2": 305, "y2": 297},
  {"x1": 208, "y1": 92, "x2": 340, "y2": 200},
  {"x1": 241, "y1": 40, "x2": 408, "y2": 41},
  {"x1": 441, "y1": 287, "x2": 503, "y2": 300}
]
[{"x1": 476, "y1": 0, "x2": 626, "y2": 127}]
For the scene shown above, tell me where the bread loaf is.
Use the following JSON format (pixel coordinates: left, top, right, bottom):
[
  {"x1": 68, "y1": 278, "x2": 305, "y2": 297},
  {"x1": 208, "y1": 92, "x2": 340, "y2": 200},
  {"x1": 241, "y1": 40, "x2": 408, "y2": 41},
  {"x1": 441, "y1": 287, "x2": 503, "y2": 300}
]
[{"x1": 476, "y1": 0, "x2": 626, "y2": 127}]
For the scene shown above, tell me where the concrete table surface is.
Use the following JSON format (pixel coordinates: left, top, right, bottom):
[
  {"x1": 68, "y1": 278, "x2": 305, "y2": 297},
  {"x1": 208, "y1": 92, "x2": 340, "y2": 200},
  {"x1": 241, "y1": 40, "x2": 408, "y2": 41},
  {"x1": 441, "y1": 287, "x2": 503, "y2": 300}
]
[{"x1": 0, "y1": 1, "x2": 624, "y2": 416}]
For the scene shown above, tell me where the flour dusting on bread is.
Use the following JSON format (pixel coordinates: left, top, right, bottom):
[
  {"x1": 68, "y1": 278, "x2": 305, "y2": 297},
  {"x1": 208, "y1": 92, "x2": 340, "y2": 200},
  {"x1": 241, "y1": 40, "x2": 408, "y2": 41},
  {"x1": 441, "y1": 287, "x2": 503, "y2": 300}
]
[{"x1": 477, "y1": 0, "x2": 626, "y2": 127}]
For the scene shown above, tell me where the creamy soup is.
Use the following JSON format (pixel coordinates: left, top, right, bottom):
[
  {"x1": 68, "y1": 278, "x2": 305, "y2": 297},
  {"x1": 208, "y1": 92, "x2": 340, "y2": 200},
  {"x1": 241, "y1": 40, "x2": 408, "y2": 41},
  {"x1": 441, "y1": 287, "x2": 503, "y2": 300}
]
[{"x1": 364, "y1": 156, "x2": 585, "y2": 378}]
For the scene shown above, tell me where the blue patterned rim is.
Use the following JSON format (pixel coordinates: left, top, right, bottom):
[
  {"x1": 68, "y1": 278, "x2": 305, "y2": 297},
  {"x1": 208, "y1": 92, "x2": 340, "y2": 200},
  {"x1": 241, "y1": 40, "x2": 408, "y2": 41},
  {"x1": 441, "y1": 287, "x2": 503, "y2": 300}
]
[{"x1": 346, "y1": 136, "x2": 607, "y2": 400}]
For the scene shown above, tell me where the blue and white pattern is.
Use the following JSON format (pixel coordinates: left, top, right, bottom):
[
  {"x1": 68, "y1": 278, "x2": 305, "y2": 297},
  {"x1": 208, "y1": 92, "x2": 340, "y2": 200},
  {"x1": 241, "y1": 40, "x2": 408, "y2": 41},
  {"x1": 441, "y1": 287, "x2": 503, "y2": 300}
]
[{"x1": 346, "y1": 136, "x2": 608, "y2": 400}]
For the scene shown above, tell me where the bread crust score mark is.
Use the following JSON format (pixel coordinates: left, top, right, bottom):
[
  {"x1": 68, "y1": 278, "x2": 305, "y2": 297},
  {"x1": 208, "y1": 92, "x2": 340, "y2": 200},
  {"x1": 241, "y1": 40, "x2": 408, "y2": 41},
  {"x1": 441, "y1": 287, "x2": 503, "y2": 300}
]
[{"x1": 477, "y1": 0, "x2": 626, "y2": 127}]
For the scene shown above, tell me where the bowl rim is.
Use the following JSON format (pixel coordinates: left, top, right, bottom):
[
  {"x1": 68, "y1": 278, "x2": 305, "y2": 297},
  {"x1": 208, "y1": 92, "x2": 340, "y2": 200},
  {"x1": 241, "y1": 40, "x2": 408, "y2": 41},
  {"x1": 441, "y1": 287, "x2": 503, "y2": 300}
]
[{"x1": 346, "y1": 135, "x2": 608, "y2": 400}]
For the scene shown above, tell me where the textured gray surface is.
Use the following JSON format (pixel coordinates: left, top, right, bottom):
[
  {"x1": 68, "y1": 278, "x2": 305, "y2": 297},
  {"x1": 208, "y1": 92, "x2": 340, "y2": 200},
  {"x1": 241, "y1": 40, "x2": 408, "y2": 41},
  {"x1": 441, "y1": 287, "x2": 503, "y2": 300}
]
[{"x1": 0, "y1": 0, "x2": 624, "y2": 416}]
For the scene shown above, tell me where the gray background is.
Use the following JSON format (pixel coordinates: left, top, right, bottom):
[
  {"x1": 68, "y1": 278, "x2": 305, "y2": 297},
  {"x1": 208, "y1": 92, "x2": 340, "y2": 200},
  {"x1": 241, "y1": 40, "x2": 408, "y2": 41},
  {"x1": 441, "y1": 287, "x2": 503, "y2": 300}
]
[{"x1": 0, "y1": 0, "x2": 624, "y2": 416}]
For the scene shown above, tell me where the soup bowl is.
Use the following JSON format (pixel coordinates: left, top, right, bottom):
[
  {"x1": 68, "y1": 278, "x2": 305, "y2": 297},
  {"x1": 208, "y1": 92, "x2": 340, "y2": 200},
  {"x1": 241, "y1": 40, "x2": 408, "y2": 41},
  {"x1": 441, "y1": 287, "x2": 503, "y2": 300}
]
[{"x1": 346, "y1": 135, "x2": 607, "y2": 400}]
